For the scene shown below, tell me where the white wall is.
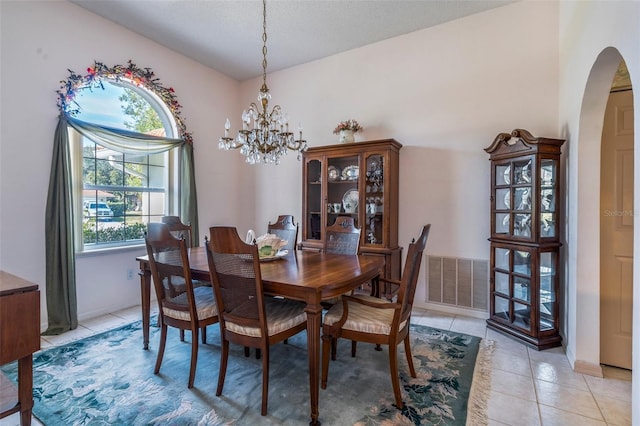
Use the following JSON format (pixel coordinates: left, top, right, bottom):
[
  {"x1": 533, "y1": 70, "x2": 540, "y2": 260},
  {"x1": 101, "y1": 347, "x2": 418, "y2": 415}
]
[
  {"x1": 3, "y1": 2, "x2": 636, "y2": 417},
  {"x1": 0, "y1": 1, "x2": 246, "y2": 324},
  {"x1": 242, "y1": 0, "x2": 560, "y2": 307},
  {"x1": 558, "y1": 1, "x2": 640, "y2": 421}
]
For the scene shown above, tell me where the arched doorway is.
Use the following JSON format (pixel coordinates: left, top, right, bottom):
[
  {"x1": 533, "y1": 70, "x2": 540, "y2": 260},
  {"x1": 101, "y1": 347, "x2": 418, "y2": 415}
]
[{"x1": 574, "y1": 47, "x2": 634, "y2": 379}]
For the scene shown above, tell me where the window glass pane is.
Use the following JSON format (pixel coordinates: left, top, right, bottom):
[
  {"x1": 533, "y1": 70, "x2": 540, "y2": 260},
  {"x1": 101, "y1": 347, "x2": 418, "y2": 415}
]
[
  {"x1": 541, "y1": 188, "x2": 555, "y2": 212},
  {"x1": 147, "y1": 192, "x2": 166, "y2": 216},
  {"x1": 83, "y1": 157, "x2": 96, "y2": 185},
  {"x1": 495, "y1": 272, "x2": 509, "y2": 295},
  {"x1": 495, "y1": 247, "x2": 509, "y2": 270},
  {"x1": 513, "y1": 159, "x2": 532, "y2": 184},
  {"x1": 513, "y1": 301, "x2": 531, "y2": 330},
  {"x1": 148, "y1": 164, "x2": 165, "y2": 188},
  {"x1": 514, "y1": 250, "x2": 531, "y2": 276},
  {"x1": 496, "y1": 188, "x2": 510, "y2": 210},
  {"x1": 514, "y1": 214, "x2": 531, "y2": 237},
  {"x1": 541, "y1": 213, "x2": 556, "y2": 237},
  {"x1": 74, "y1": 81, "x2": 161, "y2": 131},
  {"x1": 496, "y1": 164, "x2": 510, "y2": 186},
  {"x1": 514, "y1": 188, "x2": 531, "y2": 211},
  {"x1": 541, "y1": 159, "x2": 556, "y2": 186},
  {"x1": 514, "y1": 277, "x2": 530, "y2": 302},
  {"x1": 495, "y1": 213, "x2": 509, "y2": 235},
  {"x1": 494, "y1": 296, "x2": 509, "y2": 321}
]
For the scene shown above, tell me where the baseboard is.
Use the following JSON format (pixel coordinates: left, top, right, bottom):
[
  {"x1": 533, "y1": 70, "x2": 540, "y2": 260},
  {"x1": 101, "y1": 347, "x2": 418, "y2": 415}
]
[
  {"x1": 574, "y1": 360, "x2": 604, "y2": 378},
  {"x1": 414, "y1": 300, "x2": 490, "y2": 320}
]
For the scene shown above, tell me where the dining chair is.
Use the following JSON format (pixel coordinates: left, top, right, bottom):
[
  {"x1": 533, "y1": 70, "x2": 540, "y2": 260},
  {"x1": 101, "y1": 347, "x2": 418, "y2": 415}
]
[
  {"x1": 205, "y1": 226, "x2": 307, "y2": 416},
  {"x1": 323, "y1": 216, "x2": 365, "y2": 356},
  {"x1": 322, "y1": 216, "x2": 362, "y2": 308},
  {"x1": 266, "y1": 214, "x2": 298, "y2": 252},
  {"x1": 144, "y1": 222, "x2": 219, "y2": 389},
  {"x1": 161, "y1": 215, "x2": 210, "y2": 344},
  {"x1": 324, "y1": 216, "x2": 361, "y2": 255},
  {"x1": 320, "y1": 224, "x2": 431, "y2": 409},
  {"x1": 161, "y1": 215, "x2": 193, "y2": 248}
]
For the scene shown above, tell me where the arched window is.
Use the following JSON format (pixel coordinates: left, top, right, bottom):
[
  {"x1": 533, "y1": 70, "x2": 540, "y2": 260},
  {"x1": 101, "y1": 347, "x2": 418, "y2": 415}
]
[
  {"x1": 45, "y1": 60, "x2": 198, "y2": 334},
  {"x1": 72, "y1": 79, "x2": 178, "y2": 249}
]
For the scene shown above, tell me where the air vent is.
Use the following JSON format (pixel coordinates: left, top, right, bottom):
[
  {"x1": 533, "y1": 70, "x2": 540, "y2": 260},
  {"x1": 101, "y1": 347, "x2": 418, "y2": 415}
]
[{"x1": 426, "y1": 255, "x2": 489, "y2": 312}]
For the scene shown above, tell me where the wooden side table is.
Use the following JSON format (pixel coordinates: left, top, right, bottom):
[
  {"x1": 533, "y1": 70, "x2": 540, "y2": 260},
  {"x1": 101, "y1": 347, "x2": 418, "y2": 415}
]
[{"x1": 0, "y1": 271, "x2": 40, "y2": 426}]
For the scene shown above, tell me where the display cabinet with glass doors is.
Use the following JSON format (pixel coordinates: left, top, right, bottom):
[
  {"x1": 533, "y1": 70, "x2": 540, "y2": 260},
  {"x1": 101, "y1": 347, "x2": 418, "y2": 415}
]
[
  {"x1": 301, "y1": 139, "x2": 402, "y2": 299},
  {"x1": 485, "y1": 129, "x2": 565, "y2": 350}
]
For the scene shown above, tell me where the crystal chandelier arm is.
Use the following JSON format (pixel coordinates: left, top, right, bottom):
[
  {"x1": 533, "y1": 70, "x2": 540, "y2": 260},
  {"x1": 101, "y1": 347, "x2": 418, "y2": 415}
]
[{"x1": 218, "y1": 0, "x2": 307, "y2": 165}]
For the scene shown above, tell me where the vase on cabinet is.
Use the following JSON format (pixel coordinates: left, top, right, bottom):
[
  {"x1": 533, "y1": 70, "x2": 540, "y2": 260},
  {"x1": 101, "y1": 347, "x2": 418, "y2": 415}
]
[{"x1": 339, "y1": 130, "x2": 355, "y2": 144}]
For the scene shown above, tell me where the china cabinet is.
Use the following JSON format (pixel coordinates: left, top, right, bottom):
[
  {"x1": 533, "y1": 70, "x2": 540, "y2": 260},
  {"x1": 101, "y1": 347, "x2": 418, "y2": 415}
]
[
  {"x1": 485, "y1": 129, "x2": 565, "y2": 350},
  {"x1": 301, "y1": 139, "x2": 402, "y2": 298}
]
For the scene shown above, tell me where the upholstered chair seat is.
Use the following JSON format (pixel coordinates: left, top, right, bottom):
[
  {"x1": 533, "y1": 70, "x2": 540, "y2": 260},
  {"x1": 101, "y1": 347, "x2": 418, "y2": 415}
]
[
  {"x1": 163, "y1": 286, "x2": 219, "y2": 321},
  {"x1": 323, "y1": 295, "x2": 407, "y2": 335}
]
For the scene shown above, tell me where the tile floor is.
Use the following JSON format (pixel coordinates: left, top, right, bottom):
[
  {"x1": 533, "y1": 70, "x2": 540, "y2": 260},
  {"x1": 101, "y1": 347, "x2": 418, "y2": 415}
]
[{"x1": 1, "y1": 306, "x2": 632, "y2": 426}]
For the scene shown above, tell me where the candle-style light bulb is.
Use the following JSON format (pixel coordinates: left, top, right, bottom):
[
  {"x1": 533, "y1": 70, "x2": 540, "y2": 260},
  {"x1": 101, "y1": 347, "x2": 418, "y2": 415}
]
[
  {"x1": 298, "y1": 123, "x2": 303, "y2": 139},
  {"x1": 242, "y1": 110, "x2": 249, "y2": 130},
  {"x1": 224, "y1": 118, "x2": 230, "y2": 137}
]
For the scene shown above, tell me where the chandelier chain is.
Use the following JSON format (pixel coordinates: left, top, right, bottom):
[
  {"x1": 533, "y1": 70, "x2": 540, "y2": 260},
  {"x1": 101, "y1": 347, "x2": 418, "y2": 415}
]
[
  {"x1": 262, "y1": 0, "x2": 268, "y2": 86},
  {"x1": 218, "y1": 0, "x2": 307, "y2": 165}
]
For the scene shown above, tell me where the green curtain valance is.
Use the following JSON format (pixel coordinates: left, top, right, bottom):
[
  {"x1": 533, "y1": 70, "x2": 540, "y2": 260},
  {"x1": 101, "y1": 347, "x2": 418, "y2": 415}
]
[{"x1": 66, "y1": 115, "x2": 185, "y2": 155}]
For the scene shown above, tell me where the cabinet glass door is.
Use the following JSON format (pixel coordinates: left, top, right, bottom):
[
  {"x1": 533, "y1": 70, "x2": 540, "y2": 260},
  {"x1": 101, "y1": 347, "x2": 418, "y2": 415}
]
[
  {"x1": 540, "y1": 159, "x2": 557, "y2": 238},
  {"x1": 492, "y1": 245, "x2": 532, "y2": 332},
  {"x1": 364, "y1": 153, "x2": 384, "y2": 246},
  {"x1": 494, "y1": 159, "x2": 533, "y2": 239},
  {"x1": 539, "y1": 251, "x2": 557, "y2": 331},
  {"x1": 327, "y1": 155, "x2": 359, "y2": 229},
  {"x1": 305, "y1": 159, "x2": 322, "y2": 241}
]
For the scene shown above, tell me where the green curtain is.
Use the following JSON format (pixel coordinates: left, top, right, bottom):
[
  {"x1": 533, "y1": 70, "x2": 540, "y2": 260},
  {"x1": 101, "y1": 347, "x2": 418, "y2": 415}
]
[
  {"x1": 181, "y1": 143, "x2": 200, "y2": 246},
  {"x1": 43, "y1": 116, "x2": 78, "y2": 335},
  {"x1": 44, "y1": 115, "x2": 200, "y2": 334}
]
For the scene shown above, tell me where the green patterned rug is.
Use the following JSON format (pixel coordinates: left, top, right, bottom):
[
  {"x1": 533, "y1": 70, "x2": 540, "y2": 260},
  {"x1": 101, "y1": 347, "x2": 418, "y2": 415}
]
[{"x1": 1, "y1": 319, "x2": 492, "y2": 425}]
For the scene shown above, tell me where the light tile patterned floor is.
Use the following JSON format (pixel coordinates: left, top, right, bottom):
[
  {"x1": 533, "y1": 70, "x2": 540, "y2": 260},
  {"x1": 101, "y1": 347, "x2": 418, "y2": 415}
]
[{"x1": 1, "y1": 307, "x2": 632, "y2": 426}]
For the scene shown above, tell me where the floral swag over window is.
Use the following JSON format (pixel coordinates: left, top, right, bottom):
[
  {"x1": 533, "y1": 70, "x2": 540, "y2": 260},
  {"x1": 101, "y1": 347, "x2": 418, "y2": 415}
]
[{"x1": 56, "y1": 59, "x2": 192, "y2": 143}]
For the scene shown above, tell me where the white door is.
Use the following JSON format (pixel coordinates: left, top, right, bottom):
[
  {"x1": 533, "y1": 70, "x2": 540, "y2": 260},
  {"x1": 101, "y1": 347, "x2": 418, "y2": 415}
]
[{"x1": 600, "y1": 89, "x2": 634, "y2": 370}]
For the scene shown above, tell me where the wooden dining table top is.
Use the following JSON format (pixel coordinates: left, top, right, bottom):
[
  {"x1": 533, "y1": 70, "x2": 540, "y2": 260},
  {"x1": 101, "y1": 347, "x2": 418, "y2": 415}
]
[{"x1": 142, "y1": 246, "x2": 383, "y2": 303}]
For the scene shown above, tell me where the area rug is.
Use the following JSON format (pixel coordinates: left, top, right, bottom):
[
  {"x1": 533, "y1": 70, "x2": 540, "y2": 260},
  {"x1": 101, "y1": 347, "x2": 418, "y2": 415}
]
[{"x1": 1, "y1": 319, "x2": 492, "y2": 425}]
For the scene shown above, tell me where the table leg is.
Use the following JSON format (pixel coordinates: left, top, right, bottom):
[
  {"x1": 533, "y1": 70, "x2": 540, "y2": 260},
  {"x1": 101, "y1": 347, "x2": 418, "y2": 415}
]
[
  {"x1": 18, "y1": 356, "x2": 32, "y2": 426},
  {"x1": 305, "y1": 302, "x2": 323, "y2": 426},
  {"x1": 138, "y1": 262, "x2": 151, "y2": 350}
]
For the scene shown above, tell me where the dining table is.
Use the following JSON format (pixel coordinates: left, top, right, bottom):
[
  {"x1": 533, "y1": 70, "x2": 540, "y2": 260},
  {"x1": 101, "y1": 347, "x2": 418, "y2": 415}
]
[{"x1": 136, "y1": 247, "x2": 383, "y2": 425}]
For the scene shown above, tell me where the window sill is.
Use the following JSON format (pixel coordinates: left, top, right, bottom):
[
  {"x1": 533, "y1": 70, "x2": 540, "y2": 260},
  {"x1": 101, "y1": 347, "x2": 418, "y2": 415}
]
[{"x1": 76, "y1": 243, "x2": 146, "y2": 258}]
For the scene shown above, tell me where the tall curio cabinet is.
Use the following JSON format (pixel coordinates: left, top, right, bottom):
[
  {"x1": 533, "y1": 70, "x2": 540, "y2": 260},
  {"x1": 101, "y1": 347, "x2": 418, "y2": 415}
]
[
  {"x1": 301, "y1": 139, "x2": 402, "y2": 299},
  {"x1": 485, "y1": 129, "x2": 565, "y2": 350}
]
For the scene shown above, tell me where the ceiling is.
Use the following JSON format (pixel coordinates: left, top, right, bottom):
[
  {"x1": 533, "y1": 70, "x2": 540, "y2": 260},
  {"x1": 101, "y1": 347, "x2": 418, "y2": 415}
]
[{"x1": 71, "y1": 0, "x2": 515, "y2": 82}]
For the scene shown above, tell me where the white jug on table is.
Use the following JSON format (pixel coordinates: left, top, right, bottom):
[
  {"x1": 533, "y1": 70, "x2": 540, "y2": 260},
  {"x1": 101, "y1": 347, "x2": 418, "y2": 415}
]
[{"x1": 245, "y1": 229, "x2": 256, "y2": 244}]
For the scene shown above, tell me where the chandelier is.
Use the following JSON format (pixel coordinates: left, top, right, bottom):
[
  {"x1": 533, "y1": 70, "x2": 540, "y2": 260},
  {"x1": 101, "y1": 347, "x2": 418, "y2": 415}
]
[{"x1": 218, "y1": 0, "x2": 307, "y2": 165}]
